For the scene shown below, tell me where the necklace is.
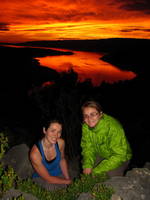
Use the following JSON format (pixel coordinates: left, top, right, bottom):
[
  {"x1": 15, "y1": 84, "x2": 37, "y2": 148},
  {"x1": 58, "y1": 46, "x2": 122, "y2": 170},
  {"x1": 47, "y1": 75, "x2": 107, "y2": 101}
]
[
  {"x1": 42, "y1": 138, "x2": 53, "y2": 149},
  {"x1": 41, "y1": 139, "x2": 56, "y2": 161}
]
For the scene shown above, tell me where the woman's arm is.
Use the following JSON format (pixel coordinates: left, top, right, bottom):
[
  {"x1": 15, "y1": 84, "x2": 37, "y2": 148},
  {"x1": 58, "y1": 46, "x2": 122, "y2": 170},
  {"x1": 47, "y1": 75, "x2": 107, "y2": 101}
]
[
  {"x1": 30, "y1": 145, "x2": 71, "y2": 184},
  {"x1": 92, "y1": 124, "x2": 132, "y2": 175},
  {"x1": 58, "y1": 139, "x2": 71, "y2": 180},
  {"x1": 81, "y1": 125, "x2": 96, "y2": 171}
]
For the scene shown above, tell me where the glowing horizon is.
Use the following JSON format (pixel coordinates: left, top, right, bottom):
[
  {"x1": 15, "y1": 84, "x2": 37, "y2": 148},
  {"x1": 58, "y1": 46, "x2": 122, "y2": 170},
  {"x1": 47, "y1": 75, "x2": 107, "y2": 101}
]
[{"x1": 0, "y1": 0, "x2": 150, "y2": 43}]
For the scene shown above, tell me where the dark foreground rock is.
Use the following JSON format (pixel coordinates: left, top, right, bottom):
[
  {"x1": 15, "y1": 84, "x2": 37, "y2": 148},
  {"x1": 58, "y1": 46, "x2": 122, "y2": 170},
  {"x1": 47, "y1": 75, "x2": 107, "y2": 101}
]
[
  {"x1": 1, "y1": 188, "x2": 38, "y2": 200},
  {"x1": 104, "y1": 168, "x2": 150, "y2": 200},
  {"x1": 77, "y1": 166, "x2": 150, "y2": 200},
  {"x1": 2, "y1": 144, "x2": 34, "y2": 179}
]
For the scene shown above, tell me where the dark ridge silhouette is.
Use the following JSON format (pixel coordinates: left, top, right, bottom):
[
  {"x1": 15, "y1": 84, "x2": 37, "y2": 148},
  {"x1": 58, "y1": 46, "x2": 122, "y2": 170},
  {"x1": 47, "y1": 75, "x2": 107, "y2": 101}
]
[{"x1": 12, "y1": 38, "x2": 149, "y2": 52}]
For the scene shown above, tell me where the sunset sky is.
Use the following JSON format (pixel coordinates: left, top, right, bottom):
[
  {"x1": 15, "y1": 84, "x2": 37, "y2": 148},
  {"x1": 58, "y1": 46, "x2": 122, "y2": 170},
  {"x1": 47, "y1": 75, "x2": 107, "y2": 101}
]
[{"x1": 0, "y1": 0, "x2": 150, "y2": 43}]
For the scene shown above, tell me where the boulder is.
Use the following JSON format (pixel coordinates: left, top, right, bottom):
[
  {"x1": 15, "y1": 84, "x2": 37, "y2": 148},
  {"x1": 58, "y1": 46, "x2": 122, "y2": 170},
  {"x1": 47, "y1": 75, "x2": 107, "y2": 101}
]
[
  {"x1": 68, "y1": 156, "x2": 81, "y2": 179},
  {"x1": 104, "y1": 167, "x2": 150, "y2": 200},
  {"x1": 2, "y1": 143, "x2": 34, "y2": 179},
  {"x1": 77, "y1": 165, "x2": 150, "y2": 200},
  {"x1": 1, "y1": 188, "x2": 38, "y2": 200}
]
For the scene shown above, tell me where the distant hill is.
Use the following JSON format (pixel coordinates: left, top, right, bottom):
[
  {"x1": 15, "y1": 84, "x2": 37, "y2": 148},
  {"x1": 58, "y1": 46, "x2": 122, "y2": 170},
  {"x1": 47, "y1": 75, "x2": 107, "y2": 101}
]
[{"x1": 13, "y1": 38, "x2": 150, "y2": 54}]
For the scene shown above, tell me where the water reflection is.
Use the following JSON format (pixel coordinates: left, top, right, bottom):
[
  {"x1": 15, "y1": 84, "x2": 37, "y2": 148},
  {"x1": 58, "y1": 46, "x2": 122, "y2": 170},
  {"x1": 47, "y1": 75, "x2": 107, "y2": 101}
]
[{"x1": 36, "y1": 48, "x2": 136, "y2": 86}]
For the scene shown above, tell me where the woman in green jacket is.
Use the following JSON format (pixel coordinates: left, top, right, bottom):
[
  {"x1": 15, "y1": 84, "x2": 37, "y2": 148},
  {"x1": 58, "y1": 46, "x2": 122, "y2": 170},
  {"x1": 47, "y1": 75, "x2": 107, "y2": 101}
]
[{"x1": 81, "y1": 100, "x2": 132, "y2": 177}]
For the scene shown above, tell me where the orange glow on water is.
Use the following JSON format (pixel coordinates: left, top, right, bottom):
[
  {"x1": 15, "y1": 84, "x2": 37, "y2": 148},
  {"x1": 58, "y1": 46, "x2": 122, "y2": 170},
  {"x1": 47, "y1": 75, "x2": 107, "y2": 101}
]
[{"x1": 36, "y1": 49, "x2": 136, "y2": 86}]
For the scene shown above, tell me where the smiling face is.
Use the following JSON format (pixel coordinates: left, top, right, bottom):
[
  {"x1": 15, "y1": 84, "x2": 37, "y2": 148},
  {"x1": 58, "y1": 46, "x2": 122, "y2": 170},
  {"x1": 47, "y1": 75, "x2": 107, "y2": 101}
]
[
  {"x1": 43, "y1": 122, "x2": 62, "y2": 144},
  {"x1": 83, "y1": 107, "x2": 102, "y2": 128}
]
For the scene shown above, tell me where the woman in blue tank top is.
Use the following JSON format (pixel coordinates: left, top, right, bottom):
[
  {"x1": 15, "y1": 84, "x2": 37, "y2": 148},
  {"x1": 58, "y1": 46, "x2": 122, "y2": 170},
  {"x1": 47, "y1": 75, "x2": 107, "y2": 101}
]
[{"x1": 30, "y1": 119, "x2": 72, "y2": 190}]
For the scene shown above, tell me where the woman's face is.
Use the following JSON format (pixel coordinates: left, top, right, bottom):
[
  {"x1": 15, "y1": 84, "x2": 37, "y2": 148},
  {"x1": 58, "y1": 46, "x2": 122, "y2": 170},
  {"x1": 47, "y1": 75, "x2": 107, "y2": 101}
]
[
  {"x1": 43, "y1": 122, "x2": 62, "y2": 144},
  {"x1": 83, "y1": 107, "x2": 101, "y2": 128}
]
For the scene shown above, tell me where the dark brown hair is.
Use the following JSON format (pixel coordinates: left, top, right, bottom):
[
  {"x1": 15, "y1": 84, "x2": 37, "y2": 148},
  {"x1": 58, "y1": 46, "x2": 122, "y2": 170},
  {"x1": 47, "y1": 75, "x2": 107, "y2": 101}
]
[
  {"x1": 81, "y1": 100, "x2": 102, "y2": 114},
  {"x1": 44, "y1": 119, "x2": 62, "y2": 131}
]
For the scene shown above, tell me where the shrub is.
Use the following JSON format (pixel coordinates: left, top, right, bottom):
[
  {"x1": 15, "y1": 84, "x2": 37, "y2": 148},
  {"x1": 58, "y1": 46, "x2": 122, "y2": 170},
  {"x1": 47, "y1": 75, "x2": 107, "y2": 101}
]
[
  {"x1": 0, "y1": 132, "x2": 18, "y2": 196},
  {"x1": 17, "y1": 174, "x2": 114, "y2": 200}
]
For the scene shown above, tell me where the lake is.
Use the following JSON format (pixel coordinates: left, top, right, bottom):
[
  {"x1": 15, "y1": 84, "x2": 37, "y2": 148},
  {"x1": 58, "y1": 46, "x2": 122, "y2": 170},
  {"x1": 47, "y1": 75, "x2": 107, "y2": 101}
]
[
  {"x1": 1, "y1": 44, "x2": 136, "y2": 86},
  {"x1": 36, "y1": 48, "x2": 136, "y2": 86}
]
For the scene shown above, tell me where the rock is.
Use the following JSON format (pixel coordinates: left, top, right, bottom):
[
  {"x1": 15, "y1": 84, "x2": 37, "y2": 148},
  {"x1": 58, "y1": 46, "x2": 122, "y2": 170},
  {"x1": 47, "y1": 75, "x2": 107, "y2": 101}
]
[
  {"x1": 2, "y1": 144, "x2": 34, "y2": 179},
  {"x1": 68, "y1": 156, "x2": 81, "y2": 179},
  {"x1": 77, "y1": 192, "x2": 94, "y2": 200},
  {"x1": 77, "y1": 166, "x2": 150, "y2": 200},
  {"x1": 1, "y1": 188, "x2": 38, "y2": 200},
  {"x1": 111, "y1": 194, "x2": 122, "y2": 200},
  {"x1": 144, "y1": 162, "x2": 150, "y2": 170},
  {"x1": 104, "y1": 167, "x2": 150, "y2": 200}
]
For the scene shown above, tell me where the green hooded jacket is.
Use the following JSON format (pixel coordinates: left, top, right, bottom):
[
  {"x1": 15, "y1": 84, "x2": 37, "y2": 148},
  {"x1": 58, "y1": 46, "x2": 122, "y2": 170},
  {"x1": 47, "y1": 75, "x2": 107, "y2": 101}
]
[{"x1": 81, "y1": 113, "x2": 132, "y2": 175}]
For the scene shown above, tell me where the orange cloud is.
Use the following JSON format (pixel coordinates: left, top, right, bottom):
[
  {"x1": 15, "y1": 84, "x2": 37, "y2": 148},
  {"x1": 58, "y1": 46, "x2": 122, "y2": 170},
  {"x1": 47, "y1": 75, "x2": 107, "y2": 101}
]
[{"x1": 0, "y1": 0, "x2": 150, "y2": 42}]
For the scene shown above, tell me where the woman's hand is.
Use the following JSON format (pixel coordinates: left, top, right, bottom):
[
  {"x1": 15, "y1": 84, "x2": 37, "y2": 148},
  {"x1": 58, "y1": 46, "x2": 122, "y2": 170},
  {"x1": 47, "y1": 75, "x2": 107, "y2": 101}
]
[
  {"x1": 64, "y1": 178, "x2": 72, "y2": 185},
  {"x1": 83, "y1": 168, "x2": 92, "y2": 175}
]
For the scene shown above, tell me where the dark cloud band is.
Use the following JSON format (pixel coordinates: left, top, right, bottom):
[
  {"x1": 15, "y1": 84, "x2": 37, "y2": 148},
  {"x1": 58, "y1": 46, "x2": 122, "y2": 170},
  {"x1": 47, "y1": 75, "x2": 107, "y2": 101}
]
[
  {"x1": 0, "y1": 23, "x2": 9, "y2": 31},
  {"x1": 117, "y1": 0, "x2": 150, "y2": 14}
]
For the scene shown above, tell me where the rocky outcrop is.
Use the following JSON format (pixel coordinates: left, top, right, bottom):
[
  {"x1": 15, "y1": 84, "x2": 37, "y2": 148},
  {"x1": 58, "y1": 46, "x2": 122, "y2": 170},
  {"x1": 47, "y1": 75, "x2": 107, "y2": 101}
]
[
  {"x1": 77, "y1": 165, "x2": 150, "y2": 200},
  {"x1": 1, "y1": 188, "x2": 38, "y2": 200},
  {"x1": 1, "y1": 144, "x2": 150, "y2": 200},
  {"x1": 104, "y1": 167, "x2": 150, "y2": 200},
  {"x1": 2, "y1": 143, "x2": 34, "y2": 179}
]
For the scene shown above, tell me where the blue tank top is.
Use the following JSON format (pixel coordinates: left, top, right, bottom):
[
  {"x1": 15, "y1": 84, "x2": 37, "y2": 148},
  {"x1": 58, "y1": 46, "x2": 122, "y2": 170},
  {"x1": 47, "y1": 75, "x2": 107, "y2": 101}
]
[{"x1": 32, "y1": 141, "x2": 62, "y2": 178}]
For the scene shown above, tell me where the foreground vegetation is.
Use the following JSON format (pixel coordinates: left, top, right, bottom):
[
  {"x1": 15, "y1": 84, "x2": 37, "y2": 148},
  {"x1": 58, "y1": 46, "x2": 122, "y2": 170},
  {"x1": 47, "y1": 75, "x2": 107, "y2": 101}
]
[{"x1": 0, "y1": 132, "x2": 114, "y2": 200}]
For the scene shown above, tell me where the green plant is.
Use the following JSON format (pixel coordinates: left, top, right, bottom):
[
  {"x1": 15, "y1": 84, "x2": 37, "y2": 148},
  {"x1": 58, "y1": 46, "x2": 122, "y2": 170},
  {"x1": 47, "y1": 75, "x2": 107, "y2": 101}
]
[
  {"x1": 0, "y1": 165, "x2": 18, "y2": 192},
  {"x1": 17, "y1": 174, "x2": 114, "y2": 200},
  {"x1": 17, "y1": 178, "x2": 52, "y2": 200},
  {"x1": 0, "y1": 132, "x2": 18, "y2": 196},
  {"x1": 12, "y1": 194, "x2": 25, "y2": 200},
  {"x1": 65, "y1": 173, "x2": 111, "y2": 200},
  {"x1": 0, "y1": 132, "x2": 9, "y2": 160},
  {"x1": 92, "y1": 183, "x2": 114, "y2": 200}
]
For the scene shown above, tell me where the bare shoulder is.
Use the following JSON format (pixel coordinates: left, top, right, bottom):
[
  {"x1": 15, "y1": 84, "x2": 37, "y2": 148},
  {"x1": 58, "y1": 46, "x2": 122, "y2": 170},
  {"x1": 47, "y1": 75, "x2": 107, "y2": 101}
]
[
  {"x1": 30, "y1": 144, "x2": 41, "y2": 162},
  {"x1": 57, "y1": 138, "x2": 65, "y2": 149}
]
